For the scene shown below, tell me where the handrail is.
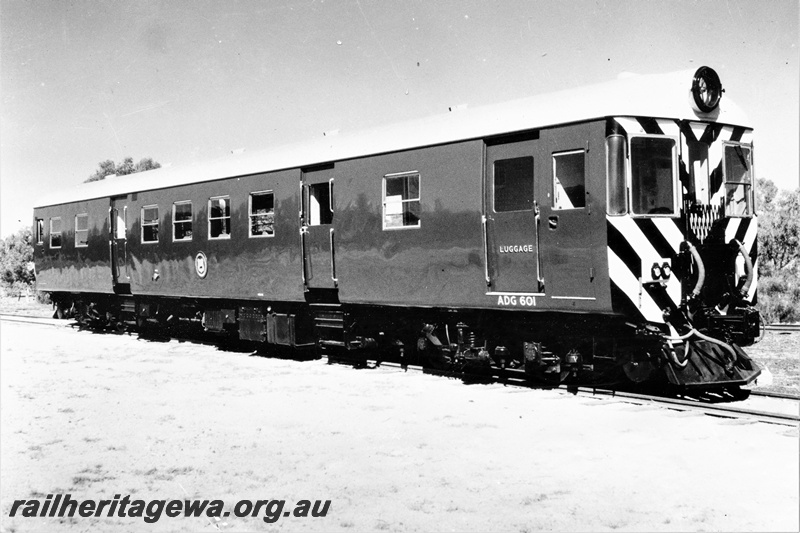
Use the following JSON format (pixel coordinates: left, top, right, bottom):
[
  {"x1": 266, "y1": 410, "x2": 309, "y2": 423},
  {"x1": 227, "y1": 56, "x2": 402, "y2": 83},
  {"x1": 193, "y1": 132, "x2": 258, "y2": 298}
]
[
  {"x1": 329, "y1": 228, "x2": 338, "y2": 285},
  {"x1": 733, "y1": 239, "x2": 754, "y2": 299},
  {"x1": 481, "y1": 215, "x2": 490, "y2": 285}
]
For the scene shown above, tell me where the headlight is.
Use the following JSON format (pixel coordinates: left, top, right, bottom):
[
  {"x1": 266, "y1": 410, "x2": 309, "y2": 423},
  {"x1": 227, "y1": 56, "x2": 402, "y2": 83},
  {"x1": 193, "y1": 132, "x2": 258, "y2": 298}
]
[{"x1": 691, "y1": 66, "x2": 724, "y2": 113}]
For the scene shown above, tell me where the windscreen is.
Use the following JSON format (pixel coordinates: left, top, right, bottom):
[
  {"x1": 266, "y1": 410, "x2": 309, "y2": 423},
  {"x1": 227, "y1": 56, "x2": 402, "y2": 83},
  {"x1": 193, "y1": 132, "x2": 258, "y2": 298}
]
[{"x1": 630, "y1": 137, "x2": 677, "y2": 215}]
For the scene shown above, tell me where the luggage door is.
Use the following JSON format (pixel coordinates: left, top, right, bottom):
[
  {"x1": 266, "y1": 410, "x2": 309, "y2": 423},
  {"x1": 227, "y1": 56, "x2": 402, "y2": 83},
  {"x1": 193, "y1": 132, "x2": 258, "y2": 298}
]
[
  {"x1": 109, "y1": 196, "x2": 131, "y2": 290},
  {"x1": 301, "y1": 165, "x2": 337, "y2": 290},
  {"x1": 484, "y1": 137, "x2": 544, "y2": 294}
]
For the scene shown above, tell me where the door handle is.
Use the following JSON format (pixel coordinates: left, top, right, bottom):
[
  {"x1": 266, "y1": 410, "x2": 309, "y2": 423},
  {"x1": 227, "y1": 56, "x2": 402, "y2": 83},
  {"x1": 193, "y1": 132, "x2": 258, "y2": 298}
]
[{"x1": 548, "y1": 216, "x2": 559, "y2": 229}]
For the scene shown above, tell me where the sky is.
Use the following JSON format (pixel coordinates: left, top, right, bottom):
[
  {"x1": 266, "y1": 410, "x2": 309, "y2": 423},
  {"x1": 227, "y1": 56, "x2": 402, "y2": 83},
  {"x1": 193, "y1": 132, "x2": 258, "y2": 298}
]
[{"x1": 1, "y1": 0, "x2": 798, "y2": 237}]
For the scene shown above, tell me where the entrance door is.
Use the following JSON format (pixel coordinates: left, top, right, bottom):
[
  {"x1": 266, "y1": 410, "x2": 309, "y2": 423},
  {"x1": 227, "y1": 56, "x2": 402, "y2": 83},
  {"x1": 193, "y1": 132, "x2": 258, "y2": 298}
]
[
  {"x1": 301, "y1": 165, "x2": 337, "y2": 290},
  {"x1": 484, "y1": 137, "x2": 544, "y2": 294},
  {"x1": 109, "y1": 196, "x2": 131, "y2": 291},
  {"x1": 537, "y1": 123, "x2": 597, "y2": 299}
]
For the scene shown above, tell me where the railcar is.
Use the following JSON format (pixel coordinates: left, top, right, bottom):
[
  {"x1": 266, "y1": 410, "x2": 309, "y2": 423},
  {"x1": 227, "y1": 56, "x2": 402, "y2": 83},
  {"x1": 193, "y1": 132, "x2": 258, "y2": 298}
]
[{"x1": 33, "y1": 67, "x2": 761, "y2": 390}]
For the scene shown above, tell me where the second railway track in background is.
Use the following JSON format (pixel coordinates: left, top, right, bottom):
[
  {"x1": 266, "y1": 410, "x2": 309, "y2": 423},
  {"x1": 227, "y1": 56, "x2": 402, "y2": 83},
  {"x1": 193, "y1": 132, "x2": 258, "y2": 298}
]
[{"x1": 3, "y1": 313, "x2": 798, "y2": 427}]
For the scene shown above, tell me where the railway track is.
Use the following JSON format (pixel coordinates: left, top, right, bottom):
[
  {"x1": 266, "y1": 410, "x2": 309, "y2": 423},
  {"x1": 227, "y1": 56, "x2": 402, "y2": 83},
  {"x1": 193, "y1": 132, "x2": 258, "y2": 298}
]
[
  {"x1": 3, "y1": 313, "x2": 799, "y2": 426},
  {"x1": 765, "y1": 324, "x2": 800, "y2": 332}
]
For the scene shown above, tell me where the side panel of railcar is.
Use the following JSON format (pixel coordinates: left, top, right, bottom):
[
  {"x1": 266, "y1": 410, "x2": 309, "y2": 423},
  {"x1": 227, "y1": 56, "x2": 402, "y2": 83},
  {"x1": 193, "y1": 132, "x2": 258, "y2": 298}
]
[
  {"x1": 333, "y1": 141, "x2": 486, "y2": 307},
  {"x1": 331, "y1": 121, "x2": 612, "y2": 313},
  {"x1": 122, "y1": 170, "x2": 305, "y2": 302},
  {"x1": 33, "y1": 199, "x2": 114, "y2": 294}
]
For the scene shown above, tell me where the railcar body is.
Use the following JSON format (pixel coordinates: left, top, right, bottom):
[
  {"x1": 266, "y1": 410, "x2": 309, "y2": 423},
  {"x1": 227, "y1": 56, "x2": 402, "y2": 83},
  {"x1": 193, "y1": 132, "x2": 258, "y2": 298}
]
[{"x1": 34, "y1": 67, "x2": 761, "y2": 389}]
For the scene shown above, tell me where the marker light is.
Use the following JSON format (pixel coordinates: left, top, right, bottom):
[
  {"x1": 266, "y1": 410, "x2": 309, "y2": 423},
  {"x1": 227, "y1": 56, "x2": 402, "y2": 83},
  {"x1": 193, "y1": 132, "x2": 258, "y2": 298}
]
[{"x1": 691, "y1": 66, "x2": 724, "y2": 113}]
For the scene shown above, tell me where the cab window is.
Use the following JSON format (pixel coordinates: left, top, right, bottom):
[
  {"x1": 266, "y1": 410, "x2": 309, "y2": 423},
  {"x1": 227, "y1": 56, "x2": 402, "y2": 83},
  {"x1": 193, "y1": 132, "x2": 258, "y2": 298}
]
[
  {"x1": 630, "y1": 136, "x2": 677, "y2": 216},
  {"x1": 723, "y1": 143, "x2": 753, "y2": 217}
]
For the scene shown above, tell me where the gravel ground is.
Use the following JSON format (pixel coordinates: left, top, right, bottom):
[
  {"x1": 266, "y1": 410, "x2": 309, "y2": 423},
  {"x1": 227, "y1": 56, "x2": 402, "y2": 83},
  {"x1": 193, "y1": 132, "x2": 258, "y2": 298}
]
[
  {"x1": 1, "y1": 319, "x2": 797, "y2": 532},
  {"x1": 745, "y1": 330, "x2": 800, "y2": 395}
]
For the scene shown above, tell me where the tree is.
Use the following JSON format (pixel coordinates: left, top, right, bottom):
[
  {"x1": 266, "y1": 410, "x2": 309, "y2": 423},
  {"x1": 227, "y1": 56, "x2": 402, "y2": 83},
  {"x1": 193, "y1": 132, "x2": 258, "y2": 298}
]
[
  {"x1": 85, "y1": 157, "x2": 161, "y2": 183},
  {"x1": 0, "y1": 228, "x2": 34, "y2": 295},
  {"x1": 757, "y1": 178, "x2": 800, "y2": 275}
]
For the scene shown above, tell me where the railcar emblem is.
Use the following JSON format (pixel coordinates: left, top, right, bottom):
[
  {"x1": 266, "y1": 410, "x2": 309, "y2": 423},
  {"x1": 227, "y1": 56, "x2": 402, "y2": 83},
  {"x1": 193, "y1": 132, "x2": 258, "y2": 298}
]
[{"x1": 195, "y1": 252, "x2": 208, "y2": 278}]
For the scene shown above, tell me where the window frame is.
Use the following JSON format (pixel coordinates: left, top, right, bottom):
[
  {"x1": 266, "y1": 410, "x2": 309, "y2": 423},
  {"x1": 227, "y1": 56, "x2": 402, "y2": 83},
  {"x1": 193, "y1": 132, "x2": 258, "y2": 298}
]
[
  {"x1": 172, "y1": 201, "x2": 193, "y2": 242},
  {"x1": 249, "y1": 190, "x2": 275, "y2": 238},
  {"x1": 141, "y1": 205, "x2": 159, "y2": 244},
  {"x1": 208, "y1": 195, "x2": 232, "y2": 240},
  {"x1": 382, "y1": 171, "x2": 421, "y2": 231},
  {"x1": 74, "y1": 213, "x2": 89, "y2": 248},
  {"x1": 628, "y1": 134, "x2": 680, "y2": 218},
  {"x1": 49, "y1": 217, "x2": 62, "y2": 249},
  {"x1": 552, "y1": 149, "x2": 586, "y2": 211},
  {"x1": 721, "y1": 141, "x2": 754, "y2": 218}
]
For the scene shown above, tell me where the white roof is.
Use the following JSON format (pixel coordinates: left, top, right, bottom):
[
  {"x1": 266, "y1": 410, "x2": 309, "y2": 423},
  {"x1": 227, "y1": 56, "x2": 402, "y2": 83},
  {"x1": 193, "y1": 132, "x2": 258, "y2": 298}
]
[{"x1": 36, "y1": 68, "x2": 751, "y2": 208}]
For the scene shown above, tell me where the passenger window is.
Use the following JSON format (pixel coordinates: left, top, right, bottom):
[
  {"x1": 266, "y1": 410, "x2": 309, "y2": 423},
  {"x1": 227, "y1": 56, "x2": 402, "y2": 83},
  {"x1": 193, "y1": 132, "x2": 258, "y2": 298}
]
[
  {"x1": 630, "y1": 136, "x2": 677, "y2": 215},
  {"x1": 553, "y1": 150, "x2": 586, "y2": 210},
  {"x1": 75, "y1": 214, "x2": 89, "y2": 247},
  {"x1": 50, "y1": 218, "x2": 62, "y2": 248},
  {"x1": 308, "y1": 183, "x2": 333, "y2": 226},
  {"x1": 723, "y1": 143, "x2": 753, "y2": 217},
  {"x1": 209, "y1": 196, "x2": 231, "y2": 239},
  {"x1": 173, "y1": 201, "x2": 192, "y2": 241},
  {"x1": 35, "y1": 218, "x2": 44, "y2": 244},
  {"x1": 494, "y1": 157, "x2": 533, "y2": 212},
  {"x1": 249, "y1": 191, "x2": 275, "y2": 237},
  {"x1": 141, "y1": 206, "x2": 159, "y2": 243},
  {"x1": 383, "y1": 173, "x2": 420, "y2": 229}
]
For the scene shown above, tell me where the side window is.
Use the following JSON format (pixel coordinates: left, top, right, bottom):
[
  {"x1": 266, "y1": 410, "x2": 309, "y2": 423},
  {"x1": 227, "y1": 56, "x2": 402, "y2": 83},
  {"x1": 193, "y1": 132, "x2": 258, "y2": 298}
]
[
  {"x1": 249, "y1": 191, "x2": 275, "y2": 237},
  {"x1": 723, "y1": 143, "x2": 753, "y2": 217},
  {"x1": 606, "y1": 135, "x2": 627, "y2": 215},
  {"x1": 308, "y1": 183, "x2": 333, "y2": 226},
  {"x1": 494, "y1": 157, "x2": 533, "y2": 212},
  {"x1": 141, "y1": 206, "x2": 159, "y2": 243},
  {"x1": 383, "y1": 172, "x2": 420, "y2": 229},
  {"x1": 553, "y1": 150, "x2": 586, "y2": 210},
  {"x1": 75, "y1": 214, "x2": 89, "y2": 247},
  {"x1": 50, "y1": 218, "x2": 62, "y2": 248},
  {"x1": 173, "y1": 201, "x2": 192, "y2": 241},
  {"x1": 209, "y1": 196, "x2": 231, "y2": 239},
  {"x1": 35, "y1": 218, "x2": 44, "y2": 244}
]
